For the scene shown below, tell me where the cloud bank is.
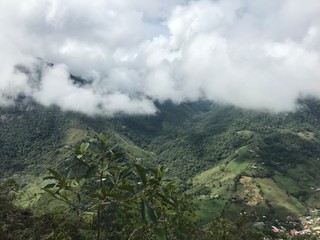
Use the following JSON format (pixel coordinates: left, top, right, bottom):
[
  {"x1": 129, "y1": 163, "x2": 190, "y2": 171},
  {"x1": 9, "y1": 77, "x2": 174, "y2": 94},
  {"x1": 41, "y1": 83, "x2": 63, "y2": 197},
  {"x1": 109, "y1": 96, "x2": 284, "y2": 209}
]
[{"x1": 1, "y1": 0, "x2": 320, "y2": 115}]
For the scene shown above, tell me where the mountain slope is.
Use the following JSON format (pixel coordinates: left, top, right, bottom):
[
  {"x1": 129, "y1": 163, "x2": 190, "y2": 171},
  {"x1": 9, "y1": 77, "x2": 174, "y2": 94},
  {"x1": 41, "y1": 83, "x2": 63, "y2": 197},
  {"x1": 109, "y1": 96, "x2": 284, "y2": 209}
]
[
  {"x1": 1, "y1": 98, "x2": 320, "y2": 224},
  {"x1": 113, "y1": 99, "x2": 320, "y2": 222}
]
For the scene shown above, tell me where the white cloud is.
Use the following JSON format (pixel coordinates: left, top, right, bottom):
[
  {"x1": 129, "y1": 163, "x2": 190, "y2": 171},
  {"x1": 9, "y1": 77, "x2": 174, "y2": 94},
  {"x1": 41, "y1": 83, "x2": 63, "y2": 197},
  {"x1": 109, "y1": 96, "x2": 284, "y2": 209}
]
[
  {"x1": 0, "y1": 0, "x2": 320, "y2": 115},
  {"x1": 33, "y1": 64, "x2": 157, "y2": 116}
]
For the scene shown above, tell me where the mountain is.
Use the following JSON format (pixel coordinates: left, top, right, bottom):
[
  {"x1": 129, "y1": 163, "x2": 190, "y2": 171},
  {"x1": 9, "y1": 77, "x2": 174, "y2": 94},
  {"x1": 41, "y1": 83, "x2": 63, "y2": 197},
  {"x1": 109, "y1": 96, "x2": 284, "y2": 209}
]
[
  {"x1": 1, "y1": 97, "x2": 320, "y2": 225},
  {"x1": 114, "y1": 99, "x2": 320, "y2": 224}
]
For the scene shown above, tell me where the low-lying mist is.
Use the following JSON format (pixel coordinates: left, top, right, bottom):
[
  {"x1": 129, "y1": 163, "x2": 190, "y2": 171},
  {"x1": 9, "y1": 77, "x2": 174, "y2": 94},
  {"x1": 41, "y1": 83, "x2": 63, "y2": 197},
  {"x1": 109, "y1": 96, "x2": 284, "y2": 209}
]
[{"x1": 1, "y1": 0, "x2": 320, "y2": 116}]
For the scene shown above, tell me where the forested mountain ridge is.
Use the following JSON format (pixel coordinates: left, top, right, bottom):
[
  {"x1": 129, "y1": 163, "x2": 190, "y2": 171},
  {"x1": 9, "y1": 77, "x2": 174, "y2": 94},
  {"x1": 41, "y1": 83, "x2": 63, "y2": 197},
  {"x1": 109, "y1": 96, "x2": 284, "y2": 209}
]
[
  {"x1": 114, "y1": 99, "x2": 320, "y2": 223},
  {"x1": 1, "y1": 97, "x2": 320, "y2": 230}
]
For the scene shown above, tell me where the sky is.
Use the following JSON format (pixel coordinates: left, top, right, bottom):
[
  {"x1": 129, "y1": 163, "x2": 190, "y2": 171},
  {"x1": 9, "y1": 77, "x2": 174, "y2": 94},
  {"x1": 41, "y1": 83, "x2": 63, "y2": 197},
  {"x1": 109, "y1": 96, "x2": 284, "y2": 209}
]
[{"x1": 0, "y1": 0, "x2": 320, "y2": 116}]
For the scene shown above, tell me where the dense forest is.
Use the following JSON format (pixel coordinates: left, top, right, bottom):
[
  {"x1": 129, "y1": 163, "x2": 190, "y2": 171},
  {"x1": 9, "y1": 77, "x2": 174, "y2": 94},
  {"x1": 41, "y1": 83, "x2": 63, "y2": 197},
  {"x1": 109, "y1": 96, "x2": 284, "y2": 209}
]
[{"x1": 1, "y1": 98, "x2": 320, "y2": 239}]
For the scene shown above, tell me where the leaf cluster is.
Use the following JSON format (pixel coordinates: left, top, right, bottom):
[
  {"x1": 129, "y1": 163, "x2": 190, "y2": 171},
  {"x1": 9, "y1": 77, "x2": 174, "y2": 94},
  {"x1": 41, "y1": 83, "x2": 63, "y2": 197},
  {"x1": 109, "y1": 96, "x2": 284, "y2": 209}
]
[{"x1": 43, "y1": 133, "x2": 198, "y2": 239}]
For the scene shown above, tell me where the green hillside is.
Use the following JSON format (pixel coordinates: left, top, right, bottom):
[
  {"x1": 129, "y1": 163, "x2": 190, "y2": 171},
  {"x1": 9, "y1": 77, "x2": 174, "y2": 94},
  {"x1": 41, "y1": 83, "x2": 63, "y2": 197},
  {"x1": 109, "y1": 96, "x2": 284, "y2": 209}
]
[{"x1": 1, "y1": 98, "x2": 320, "y2": 229}]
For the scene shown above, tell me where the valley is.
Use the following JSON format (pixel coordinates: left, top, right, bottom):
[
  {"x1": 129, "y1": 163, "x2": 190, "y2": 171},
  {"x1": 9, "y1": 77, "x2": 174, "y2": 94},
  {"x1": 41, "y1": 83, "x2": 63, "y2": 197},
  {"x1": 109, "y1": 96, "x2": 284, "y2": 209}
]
[{"x1": 1, "y1": 98, "x2": 320, "y2": 238}]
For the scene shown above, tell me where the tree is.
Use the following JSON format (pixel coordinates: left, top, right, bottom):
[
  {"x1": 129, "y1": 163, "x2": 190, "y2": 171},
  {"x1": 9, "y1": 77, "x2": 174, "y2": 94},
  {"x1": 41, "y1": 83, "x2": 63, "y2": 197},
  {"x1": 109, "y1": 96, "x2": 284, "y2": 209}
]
[{"x1": 43, "y1": 133, "x2": 198, "y2": 239}]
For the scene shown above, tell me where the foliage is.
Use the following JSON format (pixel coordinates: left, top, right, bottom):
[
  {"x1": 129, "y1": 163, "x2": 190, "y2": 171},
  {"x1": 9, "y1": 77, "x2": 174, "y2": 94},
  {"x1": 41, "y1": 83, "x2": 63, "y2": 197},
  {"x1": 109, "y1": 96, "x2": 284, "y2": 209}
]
[
  {"x1": 43, "y1": 133, "x2": 198, "y2": 239},
  {"x1": 0, "y1": 178, "x2": 84, "y2": 240},
  {"x1": 2, "y1": 98, "x2": 320, "y2": 238},
  {"x1": 0, "y1": 102, "x2": 68, "y2": 177}
]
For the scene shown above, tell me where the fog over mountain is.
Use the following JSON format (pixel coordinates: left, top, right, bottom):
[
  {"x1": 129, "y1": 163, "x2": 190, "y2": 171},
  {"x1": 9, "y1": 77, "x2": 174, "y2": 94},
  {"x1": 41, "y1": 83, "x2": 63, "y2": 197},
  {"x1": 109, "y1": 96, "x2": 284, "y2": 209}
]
[{"x1": 1, "y1": 0, "x2": 320, "y2": 115}]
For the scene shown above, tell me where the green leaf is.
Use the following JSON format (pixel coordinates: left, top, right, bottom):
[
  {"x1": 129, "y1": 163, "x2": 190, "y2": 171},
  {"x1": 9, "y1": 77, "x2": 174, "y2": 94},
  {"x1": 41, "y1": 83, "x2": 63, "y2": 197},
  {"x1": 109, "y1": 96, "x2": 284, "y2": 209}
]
[
  {"x1": 107, "y1": 176, "x2": 115, "y2": 188},
  {"x1": 157, "y1": 193, "x2": 175, "y2": 206},
  {"x1": 107, "y1": 150, "x2": 115, "y2": 160},
  {"x1": 43, "y1": 176, "x2": 57, "y2": 180},
  {"x1": 149, "y1": 178, "x2": 160, "y2": 186},
  {"x1": 98, "y1": 187, "x2": 107, "y2": 197},
  {"x1": 48, "y1": 168, "x2": 61, "y2": 180},
  {"x1": 141, "y1": 200, "x2": 150, "y2": 224},
  {"x1": 98, "y1": 133, "x2": 107, "y2": 145},
  {"x1": 154, "y1": 228, "x2": 167, "y2": 240},
  {"x1": 43, "y1": 188, "x2": 55, "y2": 196},
  {"x1": 119, "y1": 167, "x2": 132, "y2": 180},
  {"x1": 59, "y1": 177, "x2": 67, "y2": 188},
  {"x1": 152, "y1": 166, "x2": 163, "y2": 180},
  {"x1": 165, "y1": 209, "x2": 177, "y2": 216},
  {"x1": 59, "y1": 193, "x2": 70, "y2": 202},
  {"x1": 141, "y1": 200, "x2": 157, "y2": 225},
  {"x1": 89, "y1": 193, "x2": 102, "y2": 199},
  {"x1": 77, "y1": 193, "x2": 81, "y2": 202},
  {"x1": 84, "y1": 165, "x2": 98, "y2": 178},
  {"x1": 118, "y1": 184, "x2": 135, "y2": 193},
  {"x1": 163, "y1": 182, "x2": 176, "y2": 193},
  {"x1": 81, "y1": 185, "x2": 94, "y2": 190},
  {"x1": 79, "y1": 142, "x2": 90, "y2": 154},
  {"x1": 43, "y1": 183, "x2": 57, "y2": 189},
  {"x1": 135, "y1": 164, "x2": 147, "y2": 186},
  {"x1": 113, "y1": 151, "x2": 125, "y2": 160},
  {"x1": 158, "y1": 166, "x2": 165, "y2": 180},
  {"x1": 105, "y1": 191, "x2": 124, "y2": 200},
  {"x1": 73, "y1": 144, "x2": 81, "y2": 155},
  {"x1": 150, "y1": 207, "x2": 158, "y2": 223}
]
